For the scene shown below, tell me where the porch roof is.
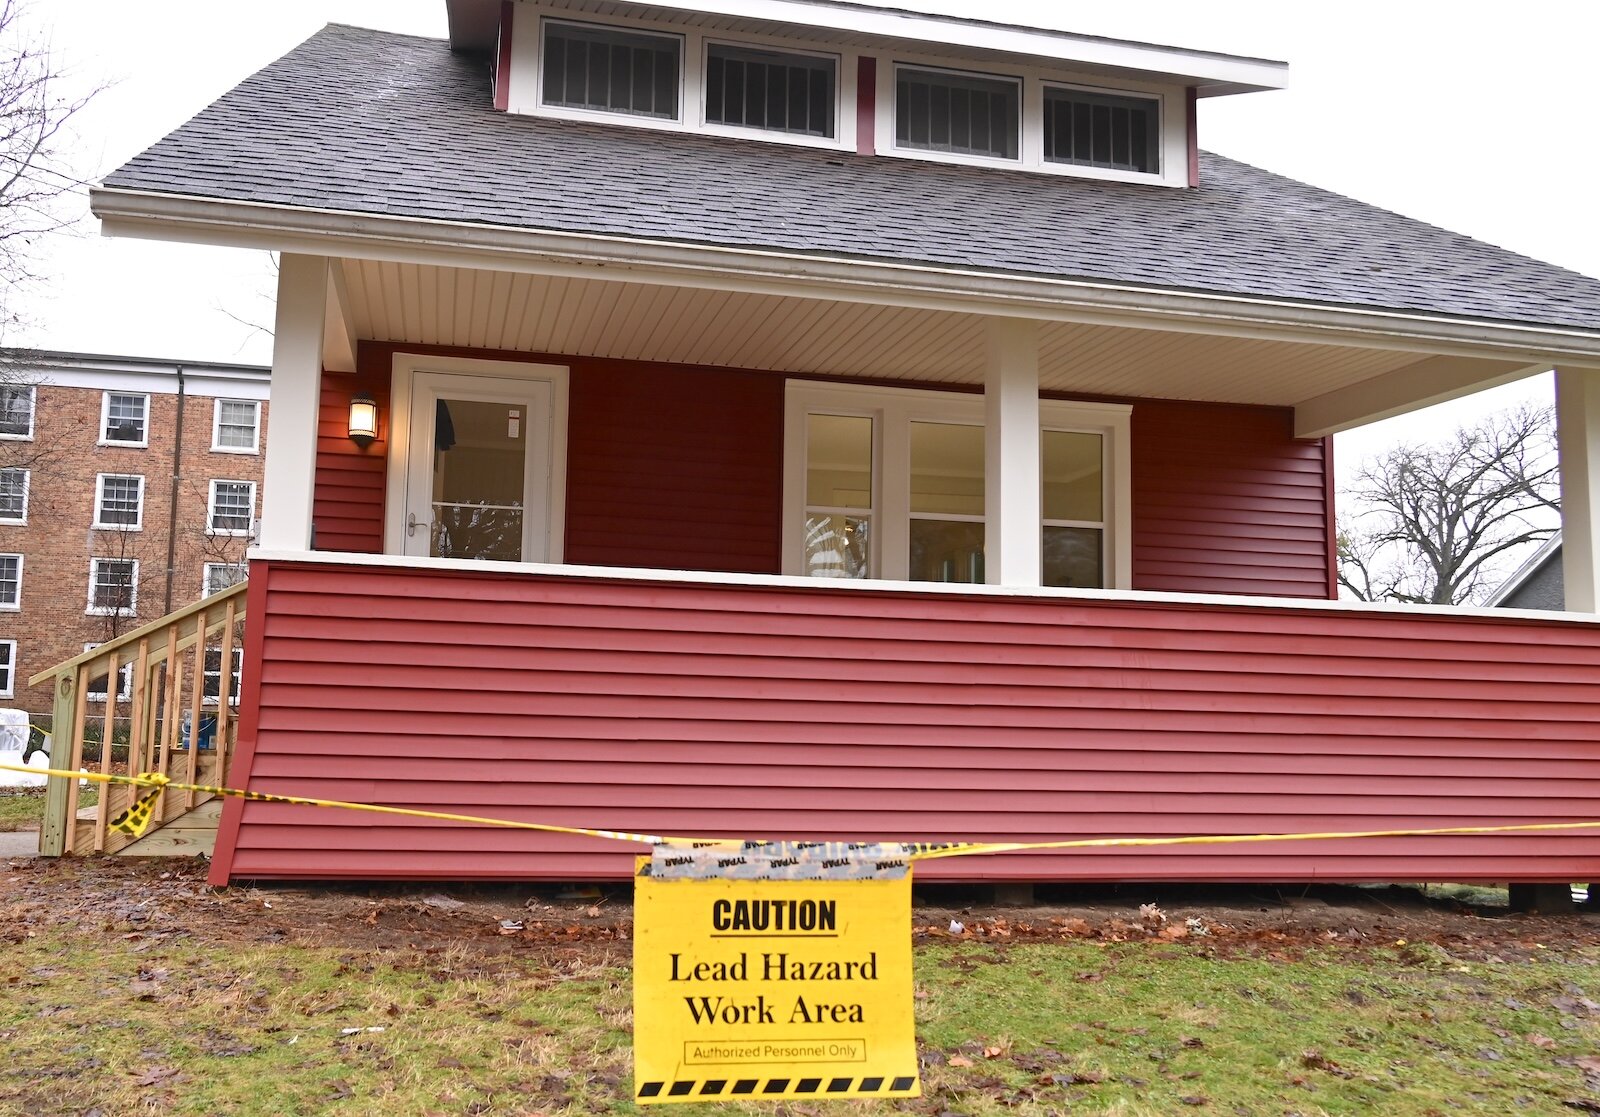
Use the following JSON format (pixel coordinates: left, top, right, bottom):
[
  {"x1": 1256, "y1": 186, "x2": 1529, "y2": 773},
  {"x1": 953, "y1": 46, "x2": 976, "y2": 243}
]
[{"x1": 97, "y1": 24, "x2": 1600, "y2": 336}]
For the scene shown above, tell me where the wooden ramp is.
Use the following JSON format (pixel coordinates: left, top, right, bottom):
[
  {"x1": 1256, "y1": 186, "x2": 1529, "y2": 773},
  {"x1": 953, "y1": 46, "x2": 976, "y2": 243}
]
[{"x1": 70, "y1": 751, "x2": 225, "y2": 858}]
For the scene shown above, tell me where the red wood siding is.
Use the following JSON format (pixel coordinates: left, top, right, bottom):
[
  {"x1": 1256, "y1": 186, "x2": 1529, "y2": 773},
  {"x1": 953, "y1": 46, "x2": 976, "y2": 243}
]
[
  {"x1": 312, "y1": 367, "x2": 390, "y2": 554},
  {"x1": 1132, "y1": 400, "x2": 1331, "y2": 598},
  {"x1": 565, "y1": 361, "x2": 783, "y2": 573},
  {"x1": 212, "y1": 558, "x2": 1600, "y2": 885}
]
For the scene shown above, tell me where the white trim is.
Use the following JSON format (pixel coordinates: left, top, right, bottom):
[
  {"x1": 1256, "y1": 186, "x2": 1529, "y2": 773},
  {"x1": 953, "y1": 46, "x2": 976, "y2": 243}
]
[
  {"x1": 0, "y1": 638, "x2": 14, "y2": 699},
  {"x1": 1484, "y1": 530, "x2": 1563, "y2": 608},
  {"x1": 92, "y1": 473, "x2": 145, "y2": 531},
  {"x1": 0, "y1": 383, "x2": 35, "y2": 440},
  {"x1": 0, "y1": 466, "x2": 27, "y2": 525},
  {"x1": 0, "y1": 552, "x2": 20, "y2": 611},
  {"x1": 211, "y1": 397, "x2": 262, "y2": 454},
  {"x1": 98, "y1": 390, "x2": 150, "y2": 447},
  {"x1": 879, "y1": 49, "x2": 1187, "y2": 187},
  {"x1": 93, "y1": 189, "x2": 1600, "y2": 368},
  {"x1": 5, "y1": 362, "x2": 269, "y2": 399},
  {"x1": 258, "y1": 253, "x2": 327, "y2": 552},
  {"x1": 782, "y1": 379, "x2": 1130, "y2": 587},
  {"x1": 249, "y1": 546, "x2": 1600, "y2": 627},
  {"x1": 533, "y1": 0, "x2": 1288, "y2": 95},
  {"x1": 511, "y1": 8, "x2": 859, "y2": 154},
  {"x1": 383, "y1": 353, "x2": 570, "y2": 562},
  {"x1": 207, "y1": 479, "x2": 258, "y2": 537},
  {"x1": 86, "y1": 557, "x2": 139, "y2": 617}
]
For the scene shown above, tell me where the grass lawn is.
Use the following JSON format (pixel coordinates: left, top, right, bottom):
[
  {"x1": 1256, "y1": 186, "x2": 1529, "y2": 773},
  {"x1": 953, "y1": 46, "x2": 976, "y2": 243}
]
[
  {"x1": 8, "y1": 922, "x2": 1600, "y2": 1115},
  {"x1": 0, "y1": 787, "x2": 98, "y2": 831}
]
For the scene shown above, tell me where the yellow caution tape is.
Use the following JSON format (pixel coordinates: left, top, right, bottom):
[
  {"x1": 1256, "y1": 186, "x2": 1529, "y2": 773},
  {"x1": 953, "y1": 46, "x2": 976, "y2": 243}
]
[{"x1": 6, "y1": 760, "x2": 1600, "y2": 858}]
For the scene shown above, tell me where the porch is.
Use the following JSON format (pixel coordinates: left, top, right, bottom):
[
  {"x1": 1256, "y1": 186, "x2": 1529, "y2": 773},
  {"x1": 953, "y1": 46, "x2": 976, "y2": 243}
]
[{"x1": 210, "y1": 551, "x2": 1600, "y2": 886}]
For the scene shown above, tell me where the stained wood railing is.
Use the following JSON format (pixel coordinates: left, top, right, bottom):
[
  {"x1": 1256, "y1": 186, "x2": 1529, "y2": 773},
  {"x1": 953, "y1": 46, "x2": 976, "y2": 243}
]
[{"x1": 30, "y1": 581, "x2": 247, "y2": 856}]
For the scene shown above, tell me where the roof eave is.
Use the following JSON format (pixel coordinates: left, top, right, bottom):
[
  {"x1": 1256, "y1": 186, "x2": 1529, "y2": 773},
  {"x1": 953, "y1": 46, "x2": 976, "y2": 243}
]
[{"x1": 90, "y1": 186, "x2": 1600, "y2": 370}]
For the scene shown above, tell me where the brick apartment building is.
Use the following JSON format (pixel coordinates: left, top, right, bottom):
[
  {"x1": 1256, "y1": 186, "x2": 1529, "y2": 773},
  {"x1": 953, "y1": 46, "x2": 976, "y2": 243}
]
[{"x1": 0, "y1": 351, "x2": 269, "y2": 718}]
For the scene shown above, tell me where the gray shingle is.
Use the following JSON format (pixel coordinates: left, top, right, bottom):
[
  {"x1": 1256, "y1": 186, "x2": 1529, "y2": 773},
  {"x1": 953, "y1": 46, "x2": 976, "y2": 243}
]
[{"x1": 104, "y1": 24, "x2": 1600, "y2": 333}]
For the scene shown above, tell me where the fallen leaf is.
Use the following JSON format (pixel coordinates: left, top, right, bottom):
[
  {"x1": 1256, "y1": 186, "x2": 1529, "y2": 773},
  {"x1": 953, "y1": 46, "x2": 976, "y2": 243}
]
[
  {"x1": 1530, "y1": 1034, "x2": 1559, "y2": 1049},
  {"x1": 983, "y1": 1045, "x2": 1005, "y2": 1058},
  {"x1": 948, "y1": 1055, "x2": 974, "y2": 1068}
]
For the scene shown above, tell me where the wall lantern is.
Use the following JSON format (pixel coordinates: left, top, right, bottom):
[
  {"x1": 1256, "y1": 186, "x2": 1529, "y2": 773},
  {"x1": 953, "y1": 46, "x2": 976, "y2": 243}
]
[{"x1": 348, "y1": 392, "x2": 378, "y2": 448}]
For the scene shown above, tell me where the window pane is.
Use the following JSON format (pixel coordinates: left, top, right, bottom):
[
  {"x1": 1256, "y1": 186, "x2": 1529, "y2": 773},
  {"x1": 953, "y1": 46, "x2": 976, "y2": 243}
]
[
  {"x1": 204, "y1": 563, "x2": 247, "y2": 596},
  {"x1": 0, "y1": 468, "x2": 24, "y2": 520},
  {"x1": 1044, "y1": 87, "x2": 1159, "y2": 173},
  {"x1": 210, "y1": 482, "x2": 254, "y2": 532},
  {"x1": 896, "y1": 68, "x2": 1018, "y2": 159},
  {"x1": 217, "y1": 400, "x2": 258, "y2": 448},
  {"x1": 806, "y1": 414, "x2": 872, "y2": 509},
  {"x1": 910, "y1": 422, "x2": 984, "y2": 515},
  {"x1": 543, "y1": 21, "x2": 679, "y2": 119},
  {"x1": 0, "y1": 554, "x2": 18, "y2": 605},
  {"x1": 706, "y1": 44, "x2": 836, "y2": 138},
  {"x1": 431, "y1": 398, "x2": 526, "y2": 562},
  {"x1": 104, "y1": 393, "x2": 147, "y2": 442},
  {"x1": 909, "y1": 519, "x2": 985, "y2": 583},
  {"x1": 0, "y1": 386, "x2": 31, "y2": 436},
  {"x1": 1042, "y1": 430, "x2": 1103, "y2": 522},
  {"x1": 97, "y1": 475, "x2": 142, "y2": 526},
  {"x1": 91, "y1": 560, "x2": 136, "y2": 612},
  {"x1": 1044, "y1": 525, "x2": 1104, "y2": 589},
  {"x1": 805, "y1": 513, "x2": 869, "y2": 578}
]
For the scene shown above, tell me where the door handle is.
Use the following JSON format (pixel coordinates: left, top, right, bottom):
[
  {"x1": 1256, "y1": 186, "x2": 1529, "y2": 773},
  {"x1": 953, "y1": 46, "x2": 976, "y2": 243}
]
[{"x1": 407, "y1": 512, "x2": 431, "y2": 538}]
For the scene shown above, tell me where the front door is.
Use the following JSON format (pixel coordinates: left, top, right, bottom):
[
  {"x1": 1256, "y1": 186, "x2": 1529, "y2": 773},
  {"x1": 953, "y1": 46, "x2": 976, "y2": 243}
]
[{"x1": 400, "y1": 371, "x2": 555, "y2": 562}]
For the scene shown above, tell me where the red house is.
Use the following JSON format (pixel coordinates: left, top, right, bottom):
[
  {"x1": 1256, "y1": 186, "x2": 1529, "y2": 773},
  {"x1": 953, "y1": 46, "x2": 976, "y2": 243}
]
[{"x1": 50, "y1": 0, "x2": 1600, "y2": 889}]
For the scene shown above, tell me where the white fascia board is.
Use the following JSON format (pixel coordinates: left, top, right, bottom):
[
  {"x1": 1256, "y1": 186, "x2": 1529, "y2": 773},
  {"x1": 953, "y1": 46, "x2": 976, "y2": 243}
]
[
  {"x1": 247, "y1": 546, "x2": 1600, "y2": 628},
  {"x1": 1293, "y1": 355, "x2": 1551, "y2": 438},
  {"x1": 9, "y1": 351, "x2": 270, "y2": 397},
  {"x1": 610, "y1": 0, "x2": 1289, "y2": 95},
  {"x1": 90, "y1": 187, "x2": 1600, "y2": 370}
]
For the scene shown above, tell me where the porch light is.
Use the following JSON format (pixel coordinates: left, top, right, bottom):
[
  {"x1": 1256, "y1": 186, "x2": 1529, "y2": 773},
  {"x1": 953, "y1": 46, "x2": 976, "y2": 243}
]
[{"x1": 348, "y1": 392, "x2": 377, "y2": 448}]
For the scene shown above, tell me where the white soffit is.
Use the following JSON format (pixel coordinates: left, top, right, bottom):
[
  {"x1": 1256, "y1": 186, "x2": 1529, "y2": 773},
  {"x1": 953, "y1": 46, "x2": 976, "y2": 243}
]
[
  {"x1": 514, "y1": 0, "x2": 1290, "y2": 95},
  {"x1": 338, "y1": 259, "x2": 1420, "y2": 406}
]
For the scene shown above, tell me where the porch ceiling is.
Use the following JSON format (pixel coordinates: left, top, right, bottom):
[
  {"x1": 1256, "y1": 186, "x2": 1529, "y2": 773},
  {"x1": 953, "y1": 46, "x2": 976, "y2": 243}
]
[{"x1": 336, "y1": 258, "x2": 1467, "y2": 412}]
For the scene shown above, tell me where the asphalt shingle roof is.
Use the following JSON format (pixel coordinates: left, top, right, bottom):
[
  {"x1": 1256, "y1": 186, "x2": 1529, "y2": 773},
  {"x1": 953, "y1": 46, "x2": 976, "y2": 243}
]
[{"x1": 104, "y1": 24, "x2": 1600, "y2": 333}]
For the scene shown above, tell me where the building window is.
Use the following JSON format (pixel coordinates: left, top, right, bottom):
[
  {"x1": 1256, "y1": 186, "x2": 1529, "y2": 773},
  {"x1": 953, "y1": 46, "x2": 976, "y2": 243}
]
[
  {"x1": 202, "y1": 562, "x2": 248, "y2": 597},
  {"x1": 203, "y1": 644, "x2": 244, "y2": 707},
  {"x1": 706, "y1": 43, "x2": 836, "y2": 138},
  {"x1": 83, "y1": 643, "x2": 133, "y2": 703},
  {"x1": 212, "y1": 398, "x2": 261, "y2": 453},
  {"x1": 0, "y1": 553, "x2": 20, "y2": 609},
  {"x1": 784, "y1": 382, "x2": 1129, "y2": 586},
  {"x1": 542, "y1": 19, "x2": 681, "y2": 120},
  {"x1": 0, "y1": 468, "x2": 26, "y2": 524},
  {"x1": 208, "y1": 480, "x2": 256, "y2": 535},
  {"x1": 895, "y1": 66, "x2": 1020, "y2": 160},
  {"x1": 88, "y1": 558, "x2": 138, "y2": 616},
  {"x1": 0, "y1": 384, "x2": 33, "y2": 439},
  {"x1": 101, "y1": 391, "x2": 149, "y2": 445},
  {"x1": 0, "y1": 640, "x2": 14, "y2": 699},
  {"x1": 93, "y1": 473, "x2": 145, "y2": 530},
  {"x1": 1044, "y1": 86, "x2": 1159, "y2": 174}
]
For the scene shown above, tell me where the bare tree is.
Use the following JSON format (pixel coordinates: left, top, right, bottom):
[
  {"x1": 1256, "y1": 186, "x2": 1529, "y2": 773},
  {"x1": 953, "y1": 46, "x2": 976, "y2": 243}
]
[{"x1": 1337, "y1": 402, "x2": 1560, "y2": 606}]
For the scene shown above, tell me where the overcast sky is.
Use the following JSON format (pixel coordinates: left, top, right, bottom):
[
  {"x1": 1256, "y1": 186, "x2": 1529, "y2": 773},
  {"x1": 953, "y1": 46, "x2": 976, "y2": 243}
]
[{"x1": 17, "y1": 1, "x2": 1600, "y2": 474}]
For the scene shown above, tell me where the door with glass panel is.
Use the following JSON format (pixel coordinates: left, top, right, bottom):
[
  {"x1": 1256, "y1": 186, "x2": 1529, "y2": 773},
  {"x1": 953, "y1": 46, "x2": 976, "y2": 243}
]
[{"x1": 401, "y1": 372, "x2": 554, "y2": 562}]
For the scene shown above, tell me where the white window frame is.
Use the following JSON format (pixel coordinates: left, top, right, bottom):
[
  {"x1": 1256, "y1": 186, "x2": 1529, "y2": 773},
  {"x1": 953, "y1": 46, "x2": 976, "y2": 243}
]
[
  {"x1": 0, "y1": 467, "x2": 27, "y2": 524},
  {"x1": 211, "y1": 398, "x2": 261, "y2": 454},
  {"x1": 0, "y1": 639, "x2": 15, "y2": 699},
  {"x1": 83, "y1": 643, "x2": 133, "y2": 703},
  {"x1": 877, "y1": 49, "x2": 1187, "y2": 187},
  {"x1": 202, "y1": 643, "x2": 244, "y2": 708},
  {"x1": 0, "y1": 384, "x2": 34, "y2": 440},
  {"x1": 782, "y1": 380, "x2": 1131, "y2": 586},
  {"x1": 92, "y1": 473, "x2": 145, "y2": 531},
  {"x1": 890, "y1": 62, "x2": 1023, "y2": 164},
  {"x1": 87, "y1": 557, "x2": 139, "y2": 617},
  {"x1": 207, "y1": 479, "x2": 257, "y2": 537},
  {"x1": 510, "y1": 9, "x2": 859, "y2": 154},
  {"x1": 99, "y1": 391, "x2": 150, "y2": 447},
  {"x1": 0, "y1": 552, "x2": 20, "y2": 611},
  {"x1": 202, "y1": 561, "x2": 248, "y2": 598}
]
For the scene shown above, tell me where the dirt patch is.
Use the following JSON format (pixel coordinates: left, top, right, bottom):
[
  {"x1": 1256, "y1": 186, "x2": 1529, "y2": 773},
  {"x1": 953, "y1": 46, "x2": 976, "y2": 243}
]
[{"x1": 5, "y1": 857, "x2": 1597, "y2": 964}]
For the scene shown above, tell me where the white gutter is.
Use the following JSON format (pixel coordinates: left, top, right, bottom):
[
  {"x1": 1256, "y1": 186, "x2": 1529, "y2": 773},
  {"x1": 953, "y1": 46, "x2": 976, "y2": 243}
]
[{"x1": 91, "y1": 187, "x2": 1600, "y2": 369}]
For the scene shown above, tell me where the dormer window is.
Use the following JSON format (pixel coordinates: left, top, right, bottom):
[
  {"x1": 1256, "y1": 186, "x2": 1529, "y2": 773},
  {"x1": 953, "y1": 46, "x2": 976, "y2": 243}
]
[
  {"x1": 541, "y1": 20, "x2": 681, "y2": 120},
  {"x1": 1044, "y1": 86, "x2": 1159, "y2": 174},
  {"x1": 706, "y1": 43, "x2": 837, "y2": 139},
  {"x1": 895, "y1": 66, "x2": 1019, "y2": 161}
]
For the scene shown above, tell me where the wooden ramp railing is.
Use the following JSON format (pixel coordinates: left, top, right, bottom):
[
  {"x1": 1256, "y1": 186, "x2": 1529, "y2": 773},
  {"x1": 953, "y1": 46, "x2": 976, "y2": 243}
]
[{"x1": 30, "y1": 581, "x2": 248, "y2": 856}]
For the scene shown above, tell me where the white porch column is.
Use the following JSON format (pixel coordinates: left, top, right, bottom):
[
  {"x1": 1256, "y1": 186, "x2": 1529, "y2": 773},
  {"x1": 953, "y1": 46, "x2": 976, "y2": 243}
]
[
  {"x1": 1557, "y1": 366, "x2": 1600, "y2": 612},
  {"x1": 985, "y1": 318, "x2": 1042, "y2": 587},
  {"x1": 258, "y1": 254, "x2": 329, "y2": 552}
]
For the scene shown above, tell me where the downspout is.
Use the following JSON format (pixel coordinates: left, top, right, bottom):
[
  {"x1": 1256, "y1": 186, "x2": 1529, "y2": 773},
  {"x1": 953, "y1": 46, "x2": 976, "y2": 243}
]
[{"x1": 162, "y1": 364, "x2": 185, "y2": 615}]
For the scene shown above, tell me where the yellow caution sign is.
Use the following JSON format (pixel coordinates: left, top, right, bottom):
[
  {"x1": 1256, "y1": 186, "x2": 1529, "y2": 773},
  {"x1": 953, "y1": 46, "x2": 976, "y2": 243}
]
[{"x1": 633, "y1": 864, "x2": 919, "y2": 1104}]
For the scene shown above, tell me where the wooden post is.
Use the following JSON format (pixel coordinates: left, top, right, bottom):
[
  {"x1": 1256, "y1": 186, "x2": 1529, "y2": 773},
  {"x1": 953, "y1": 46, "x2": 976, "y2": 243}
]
[
  {"x1": 214, "y1": 599, "x2": 239, "y2": 782},
  {"x1": 127, "y1": 638, "x2": 150, "y2": 775},
  {"x1": 186, "y1": 618, "x2": 206, "y2": 811},
  {"x1": 37, "y1": 671, "x2": 76, "y2": 857},
  {"x1": 92, "y1": 651, "x2": 118, "y2": 853},
  {"x1": 62, "y1": 665, "x2": 90, "y2": 854}
]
